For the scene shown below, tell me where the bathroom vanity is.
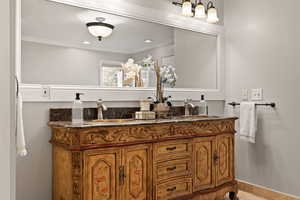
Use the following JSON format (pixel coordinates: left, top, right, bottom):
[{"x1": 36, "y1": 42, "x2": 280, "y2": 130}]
[{"x1": 49, "y1": 116, "x2": 238, "y2": 200}]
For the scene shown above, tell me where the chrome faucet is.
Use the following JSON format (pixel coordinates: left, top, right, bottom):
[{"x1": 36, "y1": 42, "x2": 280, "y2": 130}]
[
  {"x1": 184, "y1": 98, "x2": 195, "y2": 116},
  {"x1": 96, "y1": 99, "x2": 107, "y2": 120}
]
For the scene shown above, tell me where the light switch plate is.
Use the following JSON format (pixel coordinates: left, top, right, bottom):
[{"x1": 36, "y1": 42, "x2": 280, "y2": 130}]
[
  {"x1": 242, "y1": 89, "x2": 249, "y2": 101},
  {"x1": 251, "y1": 88, "x2": 263, "y2": 101}
]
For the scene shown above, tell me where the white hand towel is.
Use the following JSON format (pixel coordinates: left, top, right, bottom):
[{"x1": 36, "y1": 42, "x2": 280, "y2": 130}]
[
  {"x1": 16, "y1": 93, "x2": 28, "y2": 156},
  {"x1": 239, "y1": 102, "x2": 257, "y2": 143}
]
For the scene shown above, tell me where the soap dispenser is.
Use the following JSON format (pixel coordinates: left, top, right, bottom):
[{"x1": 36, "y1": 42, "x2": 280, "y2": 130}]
[
  {"x1": 199, "y1": 94, "x2": 208, "y2": 116},
  {"x1": 72, "y1": 93, "x2": 84, "y2": 125}
]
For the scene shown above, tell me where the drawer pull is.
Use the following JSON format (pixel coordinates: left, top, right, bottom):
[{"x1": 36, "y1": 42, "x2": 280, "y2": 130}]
[
  {"x1": 119, "y1": 166, "x2": 125, "y2": 185},
  {"x1": 166, "y1": 166, "x2": 177, "y2": 171},
  {"x1": 166, "y1": 146, "x2": 177, "y2": 151},
  {"x1": 166, "y1": 186, "x2": 177, "y2": 192},
  {"x1": 213, "y1": 152, "x2": 219, "y2": 165}
]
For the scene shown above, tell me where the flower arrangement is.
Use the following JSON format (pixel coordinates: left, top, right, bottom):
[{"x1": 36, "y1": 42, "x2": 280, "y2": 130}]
[
  {"x1": 155, "y1": 63, "x2": 177, "y2": 103},
  {"x1": 160, "y1": 65, "x2": 177, "y2": 88}
]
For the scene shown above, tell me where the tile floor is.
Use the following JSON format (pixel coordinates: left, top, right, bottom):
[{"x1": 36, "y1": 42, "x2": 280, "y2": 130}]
[{"x1": 224, "y1": 191, "x2": 267, "y2": 200}]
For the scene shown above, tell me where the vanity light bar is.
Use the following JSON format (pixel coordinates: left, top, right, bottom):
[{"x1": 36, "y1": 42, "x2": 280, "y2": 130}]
[{"x1": 172, "y1": 0, "x2": 219, "y2": 23}]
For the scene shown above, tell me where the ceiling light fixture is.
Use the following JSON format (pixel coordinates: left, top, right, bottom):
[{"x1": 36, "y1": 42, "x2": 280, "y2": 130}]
[
  {"x1": 172, "y1": 0, "x2": 219, "y2": 24},
  {"x1": 144, "y1": 39, "x2": 153, "y2": 43},
  {"x1": 86, "y1": 17, "x2": 114, "y2": 41}
]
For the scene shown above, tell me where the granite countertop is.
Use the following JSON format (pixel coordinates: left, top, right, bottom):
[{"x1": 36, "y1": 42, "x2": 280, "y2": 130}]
[{"x1": 48, "y1": 115, "x2": 238, "y2": 128}]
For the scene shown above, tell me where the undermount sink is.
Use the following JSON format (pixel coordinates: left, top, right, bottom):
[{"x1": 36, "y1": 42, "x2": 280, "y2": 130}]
[
  {"x1": 90, "y1": 119, "x2": 135, "y2": 123},
  {"x1": 174, "y1": 115, "x2": 219, "y2": 119}
]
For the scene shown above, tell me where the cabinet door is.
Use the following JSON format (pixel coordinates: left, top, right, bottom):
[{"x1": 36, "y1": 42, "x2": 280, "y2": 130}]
[
  {"x1": 193, "y1": 137, "x2": 216, "y2": 191},
  {"x1": 84, "y1": 148, "x2": 121, "y2": 200},
  {"x1": 216, "y1": 134, "x2": 234, "y2": 186},
  {"x1": 123, "y1": 144, "x2": 152, "y2": 200}
]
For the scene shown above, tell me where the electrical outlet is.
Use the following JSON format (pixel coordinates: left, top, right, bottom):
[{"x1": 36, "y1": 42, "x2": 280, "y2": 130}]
[
  {"x1": 242, "y1": 89, "x2": 249, "y2": 101},
  {"x1": 251, "y1": 88, "x2": 263, "y2": 101},
  {"x1": 41, "y1": 86, "x2": 50, "y2": 98}
]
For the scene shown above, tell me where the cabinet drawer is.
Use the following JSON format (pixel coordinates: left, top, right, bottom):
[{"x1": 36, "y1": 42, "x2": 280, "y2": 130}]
[
  {"x1": 156, "y1": 178, "x2": 192, "y2": 200},
  {"x1": 154, "y1": 139, "x2": 192, "y2": 161},
  {"x1": 156, "y1": 158, "x2": 192, "y2": 182}
]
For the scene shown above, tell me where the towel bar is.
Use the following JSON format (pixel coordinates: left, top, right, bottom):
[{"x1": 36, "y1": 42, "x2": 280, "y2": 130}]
[{"x1": 228, "y1": 102, "x2": 276, "y2": 108}]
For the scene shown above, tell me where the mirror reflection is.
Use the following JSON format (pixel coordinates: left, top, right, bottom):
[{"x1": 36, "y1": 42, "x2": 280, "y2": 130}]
[{"x1": 21, "y1": 0, "x2": 218, "y2": 89}]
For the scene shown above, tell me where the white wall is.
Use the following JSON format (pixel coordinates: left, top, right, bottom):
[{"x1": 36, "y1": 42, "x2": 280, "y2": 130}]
[
  {"x1": 0, "y1": 0, "x2": 14, "y2": 200},
  {"x1": 21, "y1": 41, "x2": 129, "y2": 85},
  {"x1": 225, "y1": 0, "x2": 300, "y2": 197}
]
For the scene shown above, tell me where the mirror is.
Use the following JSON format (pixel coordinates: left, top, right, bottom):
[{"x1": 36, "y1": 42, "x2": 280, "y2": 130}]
[{"x1": 21, "y1": 0, "x2": 218, "y2": 90}]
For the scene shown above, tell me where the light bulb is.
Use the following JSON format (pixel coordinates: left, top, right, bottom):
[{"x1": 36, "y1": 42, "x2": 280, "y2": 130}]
[
  {"x1": 182, "y1": 1, "x2": 193, "y2": 17},
  {"x1": 207, "y1": 2, "x2": 219, "y2": 23},
  {"x1": 194, "y1": 2, "x2": 206, "y2": 19}
]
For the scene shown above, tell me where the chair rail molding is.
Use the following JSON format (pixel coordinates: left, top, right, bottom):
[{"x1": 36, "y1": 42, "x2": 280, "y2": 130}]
[{"x1": 21, "y1": 84, "x2": 225, "y2": 102}]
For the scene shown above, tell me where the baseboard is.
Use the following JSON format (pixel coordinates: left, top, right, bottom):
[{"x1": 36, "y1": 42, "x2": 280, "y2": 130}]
[{"x1": 237, "y1": 180, "x2": 300, "y2": 200}]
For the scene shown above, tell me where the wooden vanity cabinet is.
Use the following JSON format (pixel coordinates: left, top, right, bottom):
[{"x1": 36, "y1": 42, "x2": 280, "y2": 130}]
[{"x1": 50, "y1": 119, "x2": 238, "y2": 200}]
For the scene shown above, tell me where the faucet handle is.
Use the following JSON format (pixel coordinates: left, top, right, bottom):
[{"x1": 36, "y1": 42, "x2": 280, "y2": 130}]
[
  {"x1": 97, "y1": 99, "x2": 103, "y2": 106},
  {"x1": 102, "y1": 104, "x2": 108, "y2": 111}
]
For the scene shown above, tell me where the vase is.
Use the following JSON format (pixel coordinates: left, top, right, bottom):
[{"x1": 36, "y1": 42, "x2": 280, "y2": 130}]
[{"x1": 153, "y1": 103, "x2": 170, "y2": 119}]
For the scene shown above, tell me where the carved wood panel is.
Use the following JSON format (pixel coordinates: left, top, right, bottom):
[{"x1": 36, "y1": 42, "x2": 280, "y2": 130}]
[
  {"x1": 216, "y1": 134, "x2": 234, "y2": 186},
  {"x1": 84, "y1": 148, "x2": 121, "y2": 200},
  {"x1": 123, "y1": 144, "x2": 152, "y2": 200},
  {"x1": 72, "y1": 151, "x2": 83, "y2": 200},
  {"x1": 50, "y1": 120, "x2": 236, "y2": 149},
  {"x1": 193, "y1": 137, "x2": 216, "y2": 191}
]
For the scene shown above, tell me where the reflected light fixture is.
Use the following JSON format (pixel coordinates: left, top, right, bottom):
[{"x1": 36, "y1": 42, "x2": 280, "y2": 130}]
[
  {"x1": 144, "y1": 39, "x2": 153, "y2": 43},
  {"x1": 182, "y1": 0, "x2": 193, "y2": 16},
  {"x1": 172, "y1": 0, "x2": 219, "y2": 24},
  {"x1": 86, "y1": 17, "x2": 114, "y2": 41}
]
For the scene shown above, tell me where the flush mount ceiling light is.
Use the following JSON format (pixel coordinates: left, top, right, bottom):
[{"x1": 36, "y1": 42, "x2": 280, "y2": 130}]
[
  {"x1": 172, "y1": 0, "x2": 219, "y2": 24},
  {"x1": 86, "y1": 17, "x2": 114, "y2": 41}
]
